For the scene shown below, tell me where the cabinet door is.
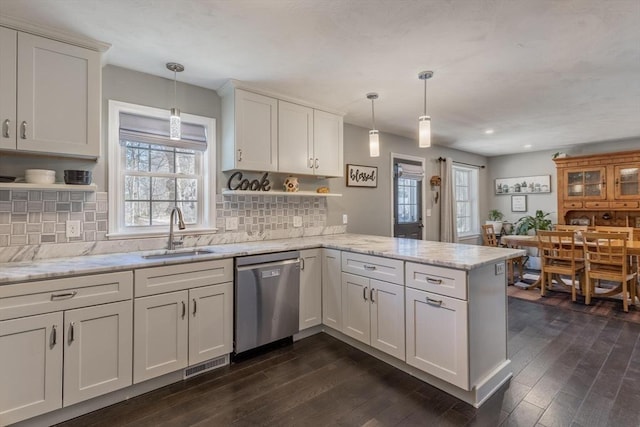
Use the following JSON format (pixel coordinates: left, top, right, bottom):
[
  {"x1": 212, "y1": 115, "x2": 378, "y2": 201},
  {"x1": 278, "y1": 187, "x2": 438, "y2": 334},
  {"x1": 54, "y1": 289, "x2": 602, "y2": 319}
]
[
  {"x1": 234, "y1": 89, "x2": 278, "y2": 171},
  {"x1": 0, "y1": 312, "x2": 63, "y2": 425},
  {"x1": 278, "y1": 101, "x2": 314, "y2": 175},
  {"x1": 614, "y1": 164, "x2": 640, "y2": 199},
  {"x1": 370, "y1": 279, "x2": 405, "y2": 360},
  {"x1": 322, "y1": 248, "x2": 342, "y2": 330},
  {"x1": 16, "y1": 32, "x2": 100, "y2": 158},
  {"x1": 341, "y1": 272, "x2": 370, "y2": 344},
  {"x1": 313, "y1": 110, "x2": 344, "y2": 177},
  {"x1": 405, "y1": 288, "x2": 469, "y2": 390},
  {"x1": 0, "y1": 27, "x2": 17, "y2": 150},
  {"x1": 63, "y1": 301, "x2": 133, "y2": 406},
  {"x1": 134, "y1": 291, "x2": 188, "y2": 383},
  {"x1": 299, "y1": 248, "x2": 322, "y2": 330},
  {"x1": 564, "y1": 167, "x2": 607, "y2": 200},
  {"x1": 189, "y1": 282, "x2": 233, "y2": 365}
]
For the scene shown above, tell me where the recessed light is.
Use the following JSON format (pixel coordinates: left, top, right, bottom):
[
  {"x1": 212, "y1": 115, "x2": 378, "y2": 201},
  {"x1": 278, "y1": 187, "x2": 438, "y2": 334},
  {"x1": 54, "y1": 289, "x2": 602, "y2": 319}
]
[
  {"x1": 524, "y1": 144, "x2": 532, "y2": 149},
  {"x1": 484, "y1": 129, "x2": 494, "y2": 135}
]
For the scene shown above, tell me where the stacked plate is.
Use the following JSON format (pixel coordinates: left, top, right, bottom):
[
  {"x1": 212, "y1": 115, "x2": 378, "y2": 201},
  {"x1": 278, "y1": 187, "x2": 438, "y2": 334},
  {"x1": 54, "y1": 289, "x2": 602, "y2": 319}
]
[
  {"x1": 25, "y1": 169, "x2": 56, "y2": 184},
  {"x1": 64, "y1": 170, "x2": 92, "y2": 185}
]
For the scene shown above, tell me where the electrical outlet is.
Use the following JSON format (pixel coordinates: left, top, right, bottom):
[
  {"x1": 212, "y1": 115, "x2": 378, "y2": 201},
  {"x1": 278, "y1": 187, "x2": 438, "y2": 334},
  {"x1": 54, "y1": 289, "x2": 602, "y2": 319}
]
[
  {"x1": 426, "y1": 209, "x2": 432, "y2": 217},
  {"x1": 495, "y1": 262, "x2": 505, "y2": 275},
  {"x1": 225, "y1": 217, "x2": 238, "y2": 231},
  {"x1": 293, "y1": 216, "x2": 303, "y2": 227},
  {"x1": 66, "y1": 220, "x2": 81, "y2": 238},
  {"x1": 342, "y1": 214, "x2": 348, "y2": 224}
]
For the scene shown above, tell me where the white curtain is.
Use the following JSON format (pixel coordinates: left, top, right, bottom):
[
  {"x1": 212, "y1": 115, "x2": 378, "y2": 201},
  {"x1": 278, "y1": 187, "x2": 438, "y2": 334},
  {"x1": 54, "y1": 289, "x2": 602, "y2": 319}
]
[{"x1": 440, "y1": 157, "x2": 458, "y2": 243}]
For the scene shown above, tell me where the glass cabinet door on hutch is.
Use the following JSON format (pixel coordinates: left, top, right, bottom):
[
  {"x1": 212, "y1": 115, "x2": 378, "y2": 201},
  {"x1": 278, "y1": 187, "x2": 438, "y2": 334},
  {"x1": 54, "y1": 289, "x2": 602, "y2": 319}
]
[
  {"x1": 564, "y1": 167, "x2": 606, "y2": 199},
  {"x1": 614, "y1": 165, "x2": 640, "y2": 199}
]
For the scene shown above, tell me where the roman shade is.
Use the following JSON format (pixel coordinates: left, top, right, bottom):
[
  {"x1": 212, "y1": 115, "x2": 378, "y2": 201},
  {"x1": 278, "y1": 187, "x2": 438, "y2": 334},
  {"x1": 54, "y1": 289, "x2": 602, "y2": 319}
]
[
  {"x1": 119, "y1": 112, "x2": 207, "y2": 151},
  {"x1": 397, "y1": 163, "x2": 425, "y2": 181}
]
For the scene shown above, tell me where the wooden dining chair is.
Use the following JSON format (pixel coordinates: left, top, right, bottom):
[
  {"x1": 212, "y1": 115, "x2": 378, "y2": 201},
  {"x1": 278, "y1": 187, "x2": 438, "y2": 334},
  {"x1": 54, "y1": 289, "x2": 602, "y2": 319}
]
[
  {"x1": 554, "y1": 224, "x2": 588, "y2": 233},
  {"x1": 595, "y1": 226, "x2": 634, "y2": 240},
  {"x1": 537, "y1": 230, "x2": 585, "y2": 301},
  {"x1": 481, "y1": 224, "x2": 525, "y2": 284},
  {"x1": 582, "y1": 232, "x2": 637, "y2": 312}
]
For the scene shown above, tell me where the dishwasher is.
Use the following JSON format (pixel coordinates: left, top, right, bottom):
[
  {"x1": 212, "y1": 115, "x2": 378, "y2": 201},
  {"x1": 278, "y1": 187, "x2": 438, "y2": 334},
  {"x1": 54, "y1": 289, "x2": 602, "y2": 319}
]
[{"x1": 234, "y1": 251, "x2": 300, "y2": 356}]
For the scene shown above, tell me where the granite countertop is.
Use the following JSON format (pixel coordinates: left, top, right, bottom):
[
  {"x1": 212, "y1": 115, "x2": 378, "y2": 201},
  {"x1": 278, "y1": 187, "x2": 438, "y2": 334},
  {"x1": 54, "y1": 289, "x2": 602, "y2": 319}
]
[{"x1": 0, "y1": 234, "x2": 525, "y2": 285}]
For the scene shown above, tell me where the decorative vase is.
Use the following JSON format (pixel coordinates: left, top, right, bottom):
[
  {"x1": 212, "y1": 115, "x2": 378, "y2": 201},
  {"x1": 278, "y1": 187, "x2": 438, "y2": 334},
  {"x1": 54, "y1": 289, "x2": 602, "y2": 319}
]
[{"x1": 283, "y1": 176, "x2": 299, "y2": 192}]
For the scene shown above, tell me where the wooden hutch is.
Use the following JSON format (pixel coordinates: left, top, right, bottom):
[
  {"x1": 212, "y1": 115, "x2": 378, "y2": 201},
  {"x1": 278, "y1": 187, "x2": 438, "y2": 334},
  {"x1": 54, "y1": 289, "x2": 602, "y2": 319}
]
[{"x1": 554, "y1": 150, "x2": 640, "y2": 234}]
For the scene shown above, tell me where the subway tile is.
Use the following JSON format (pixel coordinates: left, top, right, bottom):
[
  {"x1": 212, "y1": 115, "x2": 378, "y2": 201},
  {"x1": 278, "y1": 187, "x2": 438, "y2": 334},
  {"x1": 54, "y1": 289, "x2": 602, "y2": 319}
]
[
  {"x1": 28, "y1": 191, "x2": 42, "y2": 201},
  {"x1": 71, "y1": 201, "x2": 83, "y2": 212},
  {"x1": 11, "y1": 213, "x2": 26, "y2": 222},
  {"x1": 96, "y1": 212, "x2": 107, "y2": 221},
  {"x1": 43, "y1": 191, "x2": 57, "y2": 200},
  {"x1": 58, "y1": 192, "x2": 70, "y2": 202},
  {"x1": 28, "y1": 234, "x2": 40, "y2": 245},
  {"x1": 56, "y1": 203, "x2": 70, "y2": 211},
  {"x1": 44, "y1": 201, "x2": 57, "y2": 212},
  {"x1": 57, "y1": 212, "x2": 69, "y2": 222},
  {"x1": 0, "y1": 190, "x2": 10, "y2": 201},
  {"x1": 27, "y1": 223, "x2": 42, "y2": 233},
  {"x1": 0, "y1": 202, "x2": 10, "y2": 212},
  {"x1": 41, "y1": 235, "x2": 56, "y2": 243},
  {"x1": 0, "y1": 235, "x2": 8, "y2": 246},
  {"x1": 0, "y1": 224, "x2": 9, "y2": 234},
  {"x1": 0, "y1": 212, "x2": 9, "y2": 223},
  {"x1": 85, "y1": 231, "x2": 96, "y2": 241},
  {"x1": 84, "y1": 202, "x2": 96, "y2": 211},
  {"x1": 70, "y1": 192, "x2": 84, "y2": 201},
  {"x1": 12, "y1": 191, "x2": 27, "y2": 201},
  {"x1": 43, "y1": 222, "x2": 56, "y2": 233},
  {"x1": 27, "y1": 201, "x2": 43, "y2": 211},
  {"x1": 12, "y1": 223, "x2": 26, "y2": 235},
  {"x1": 12, "y1": 201, "x2": 27, "y2": 212},
  {"x1": 10, "y1": 235, "x2": 26, "y2": 245},
  {"x1": 85, "y1": 211, "x2": 95, "y2": 222},
  {"x1": 28, "y1": 212, "x2": 42, "y2": 223}
]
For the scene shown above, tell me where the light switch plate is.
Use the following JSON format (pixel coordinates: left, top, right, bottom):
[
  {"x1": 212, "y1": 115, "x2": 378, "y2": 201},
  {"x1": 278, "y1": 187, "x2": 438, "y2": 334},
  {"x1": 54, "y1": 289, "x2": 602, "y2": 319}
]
[
  {"x1": 66, "y1": 220, "x2": 81, "y2": 238},
  {"x1": 225, "y1": 217, "x2": 238, "y2": 231},
  {"x1": 342, "y1": 214, "x2": 348, "y2": 224},
  {"x1": 426, "y1": 209, "x2": 432, "y2": 217},
  {"x1": 293, "y1": 216, "x2": 303, "y2": 227}
]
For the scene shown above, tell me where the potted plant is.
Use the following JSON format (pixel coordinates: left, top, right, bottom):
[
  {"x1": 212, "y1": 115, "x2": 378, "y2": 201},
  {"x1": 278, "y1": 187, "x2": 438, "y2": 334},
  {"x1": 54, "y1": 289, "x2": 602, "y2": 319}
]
[
  {"x1": 486, "y1": 209, "x2": 505, "y2": 234},
  {"x1": 514, "y1": 210, "x2": 553, "y2": 270}
]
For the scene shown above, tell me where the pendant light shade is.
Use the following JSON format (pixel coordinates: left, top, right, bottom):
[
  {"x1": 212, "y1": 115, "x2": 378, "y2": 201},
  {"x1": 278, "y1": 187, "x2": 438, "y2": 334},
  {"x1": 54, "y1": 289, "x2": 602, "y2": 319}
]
[
  {"x1": 367, "y1": 93, "x2": 380, "y2": 157},
  {"x1": 418, "y1": 71, "x2": 433, "y2": 148},
  {"x1": 166, "y1": 62, "x2": 184, "y2": 141}
]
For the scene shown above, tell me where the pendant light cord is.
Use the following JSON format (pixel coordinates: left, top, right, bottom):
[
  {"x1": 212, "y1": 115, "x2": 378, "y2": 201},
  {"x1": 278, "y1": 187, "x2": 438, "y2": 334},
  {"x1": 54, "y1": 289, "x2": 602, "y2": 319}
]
[
  {"x1": 173, "y1": 69, "x2": 177, "y2": 108},
  {"x1": 423, "y1": 77, "x2": 427, "y2": 116},
  {"x1": 371, "y1": 98, "x2": 376, "y2": 129}
]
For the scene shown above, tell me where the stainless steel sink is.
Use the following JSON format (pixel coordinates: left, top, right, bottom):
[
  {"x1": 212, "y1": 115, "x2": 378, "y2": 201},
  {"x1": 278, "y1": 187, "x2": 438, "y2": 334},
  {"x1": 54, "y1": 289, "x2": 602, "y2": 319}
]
[{"x1": 141, "y1": 249, "x2": 214, "y2": 260}]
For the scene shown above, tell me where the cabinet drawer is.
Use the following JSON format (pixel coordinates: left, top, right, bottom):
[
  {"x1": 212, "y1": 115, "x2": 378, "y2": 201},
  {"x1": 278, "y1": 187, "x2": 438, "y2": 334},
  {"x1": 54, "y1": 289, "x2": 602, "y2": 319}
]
[
  {"x1": 341, "y1": 252, "x2": 404, "y2": 285},
  {"x1": 0, "y1": 271, "x2": 133, "y2": 321},
  {"x1": 135, "y1": 259, "x2": 233, "y2": 297},
  {"x1": 585, "y1": 201, "x2": 610, "y2": 209},
  {"x1": 405, "y1": 262, "x2": 467, "y2": 300},
  {"x1": 563, "y1": 201, "x2": 583, "y2": 209},
  {"x1": 611, "y1": 201, "x2": 639, "y2": 209}
]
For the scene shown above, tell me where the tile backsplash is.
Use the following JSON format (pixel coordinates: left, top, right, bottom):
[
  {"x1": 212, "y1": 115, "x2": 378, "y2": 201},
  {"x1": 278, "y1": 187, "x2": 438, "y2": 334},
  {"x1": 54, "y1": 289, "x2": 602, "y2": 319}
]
[{"x1": 0, "y1": 189, "x2": 329, "y2": 249}]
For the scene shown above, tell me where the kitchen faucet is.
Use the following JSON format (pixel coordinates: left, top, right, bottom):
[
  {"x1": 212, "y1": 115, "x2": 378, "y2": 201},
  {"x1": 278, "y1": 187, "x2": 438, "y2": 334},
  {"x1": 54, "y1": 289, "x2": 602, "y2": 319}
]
[{"x1": 168, "y1": 206, "x2": 186, "y2": 250}]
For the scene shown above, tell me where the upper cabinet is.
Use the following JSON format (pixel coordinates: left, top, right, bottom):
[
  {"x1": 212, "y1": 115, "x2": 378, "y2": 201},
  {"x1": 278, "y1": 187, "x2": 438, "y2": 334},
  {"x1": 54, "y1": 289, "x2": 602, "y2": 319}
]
[
  {"x1": 0, "y1": 27, "x2": 101, "y2": 158},
  {"x1": 219, "y1": 81, "x2": 344, "y2": 177}
]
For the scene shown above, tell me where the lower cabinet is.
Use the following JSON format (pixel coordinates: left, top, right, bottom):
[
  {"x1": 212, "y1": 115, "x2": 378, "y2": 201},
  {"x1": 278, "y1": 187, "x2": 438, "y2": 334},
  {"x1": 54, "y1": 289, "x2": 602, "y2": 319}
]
[
  {"x1": 299, "y1": 248, "x2": 322, "y2": 330},
  {"x1": 322, "y1": 248, "x2": 342, "y2": 330},
  {"x1": 341, "y1": 272, "x2": 405, "y2": 360},
  {"x1": 0, "y1": 300, "x2": 133, "y2": 425},
  {"x1": 405, "y1": 287, "x2": 469, "y2": 390},
  {"x1": 133, "y1": 281, "x2": 233, "y2": 383}
]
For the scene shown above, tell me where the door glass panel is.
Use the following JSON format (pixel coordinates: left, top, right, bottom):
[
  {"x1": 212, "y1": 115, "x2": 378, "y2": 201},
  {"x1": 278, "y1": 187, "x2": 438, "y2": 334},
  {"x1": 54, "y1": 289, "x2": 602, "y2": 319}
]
[{"x1": 397, "y1": 178, "x2": 418, "y2": 223}]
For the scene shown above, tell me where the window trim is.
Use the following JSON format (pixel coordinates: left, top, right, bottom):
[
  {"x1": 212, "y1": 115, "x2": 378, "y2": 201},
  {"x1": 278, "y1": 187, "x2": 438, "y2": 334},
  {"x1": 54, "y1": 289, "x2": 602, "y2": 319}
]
[
  {"x1": 453, "y1": 164, "x2": 479, "y2": 238},
  {"x1": 107, "y1": 100, "x2": 217, "y2": 238}
]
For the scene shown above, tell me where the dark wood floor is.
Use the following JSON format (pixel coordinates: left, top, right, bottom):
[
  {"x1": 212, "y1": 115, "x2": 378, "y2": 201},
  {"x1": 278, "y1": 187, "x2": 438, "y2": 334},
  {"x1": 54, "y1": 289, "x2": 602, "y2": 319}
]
[{"x1": 57, "y1": 297, "x2": 640, "y2": 427}]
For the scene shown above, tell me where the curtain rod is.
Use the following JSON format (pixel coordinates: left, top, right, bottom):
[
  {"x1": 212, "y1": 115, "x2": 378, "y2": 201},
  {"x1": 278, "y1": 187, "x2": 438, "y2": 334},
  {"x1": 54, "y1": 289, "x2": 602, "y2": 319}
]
[{"x1": 438, "y1": 157, "x2": 485, "y2": 169}]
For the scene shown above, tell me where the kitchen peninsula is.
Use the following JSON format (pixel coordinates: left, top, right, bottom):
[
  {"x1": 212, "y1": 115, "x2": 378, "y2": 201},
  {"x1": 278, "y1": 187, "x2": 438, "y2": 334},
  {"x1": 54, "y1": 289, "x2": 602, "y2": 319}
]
[{"x1": 0, "y1": 234, "x2": 523, "y2": 426}]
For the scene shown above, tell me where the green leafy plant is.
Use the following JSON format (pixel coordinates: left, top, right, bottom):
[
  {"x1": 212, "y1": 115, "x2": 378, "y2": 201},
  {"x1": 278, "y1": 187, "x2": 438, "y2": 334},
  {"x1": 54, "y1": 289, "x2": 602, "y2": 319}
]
[
  {"x1": 488, "y1": 209, "x2": 504, "y2": 221},
  {"x1": 514, "y1": 210, "x2": 552, "y2": 235}
]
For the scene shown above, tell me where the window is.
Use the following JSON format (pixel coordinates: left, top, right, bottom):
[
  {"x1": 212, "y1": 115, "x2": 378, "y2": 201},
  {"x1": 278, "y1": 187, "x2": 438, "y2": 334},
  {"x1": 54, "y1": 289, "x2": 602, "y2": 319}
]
[
  {"x1": 108, "y1": 101, "x2": 216, "y2": 237},
  {"x1": 453, "y1": 165, "x2": 479, "y2": 237}
]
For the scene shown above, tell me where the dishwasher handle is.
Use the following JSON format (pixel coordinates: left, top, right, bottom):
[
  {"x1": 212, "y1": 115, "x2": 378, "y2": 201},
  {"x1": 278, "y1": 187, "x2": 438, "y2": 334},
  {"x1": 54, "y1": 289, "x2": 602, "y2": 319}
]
[{"x1": 236, "y1": 258, "x2": 300, "y2": 272}]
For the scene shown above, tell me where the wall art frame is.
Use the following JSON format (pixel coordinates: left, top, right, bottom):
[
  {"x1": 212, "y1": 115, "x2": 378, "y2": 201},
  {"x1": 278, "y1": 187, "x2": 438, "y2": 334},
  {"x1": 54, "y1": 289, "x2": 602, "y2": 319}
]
[
  {"x1": 346, "y1": 164, "x2": 378, "y2": 187},
  {"x1": 495, "y1": 175, "x2": 551, "y2": 194}
]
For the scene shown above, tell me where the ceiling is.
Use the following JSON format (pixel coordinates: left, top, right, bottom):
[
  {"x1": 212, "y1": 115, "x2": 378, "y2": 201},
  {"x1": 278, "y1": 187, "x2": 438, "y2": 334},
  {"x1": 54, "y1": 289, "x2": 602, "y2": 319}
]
[{"x1": 1, "y1": 0, "x2": 639, "y2": 157}]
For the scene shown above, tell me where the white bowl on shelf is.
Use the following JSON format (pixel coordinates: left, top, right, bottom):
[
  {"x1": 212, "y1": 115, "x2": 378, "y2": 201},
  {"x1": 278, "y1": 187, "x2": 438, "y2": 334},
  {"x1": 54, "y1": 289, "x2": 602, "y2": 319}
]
[{"x1": 25, "y1": 169, "x2": 56, "y2": 184}]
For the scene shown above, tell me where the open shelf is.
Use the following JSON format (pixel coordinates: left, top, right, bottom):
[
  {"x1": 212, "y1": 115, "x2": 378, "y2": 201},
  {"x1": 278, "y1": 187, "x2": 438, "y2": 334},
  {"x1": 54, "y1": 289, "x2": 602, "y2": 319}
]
[
  {"x1": 0, "y1": 182, "x2": 97, "y2": 191},
  {"x1": 221, "y1": 190, "x2": 341, "y2": 197}
]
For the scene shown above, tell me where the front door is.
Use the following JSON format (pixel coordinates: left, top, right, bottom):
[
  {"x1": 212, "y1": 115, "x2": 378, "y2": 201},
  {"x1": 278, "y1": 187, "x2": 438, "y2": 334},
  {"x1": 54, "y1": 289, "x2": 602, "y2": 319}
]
[{"x1": 393, "y1": 158, "x2": 423, "y2": 239}]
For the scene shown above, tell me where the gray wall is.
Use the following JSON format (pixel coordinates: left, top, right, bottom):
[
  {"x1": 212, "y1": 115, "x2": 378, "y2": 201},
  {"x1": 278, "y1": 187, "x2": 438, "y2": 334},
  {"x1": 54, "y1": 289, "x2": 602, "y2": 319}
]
[{"x1": 328, "y1": 123, "x2": 489, "y2": 242}]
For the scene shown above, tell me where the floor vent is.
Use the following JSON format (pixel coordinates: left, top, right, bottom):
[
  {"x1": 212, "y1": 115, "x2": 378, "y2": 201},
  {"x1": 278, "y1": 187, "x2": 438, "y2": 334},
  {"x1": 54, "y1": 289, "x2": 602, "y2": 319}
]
[{"x1": 183, "y1": 355, "x2": 228, "y2": 379}]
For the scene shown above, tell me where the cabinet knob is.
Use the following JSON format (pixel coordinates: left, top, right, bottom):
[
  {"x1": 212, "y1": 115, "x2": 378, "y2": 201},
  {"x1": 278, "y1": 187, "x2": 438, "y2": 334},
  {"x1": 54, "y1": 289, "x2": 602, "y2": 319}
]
[
  {"x1": 20, "y1": 121, "x2": 27, "y2": 139},
  {"x1": 308, "y1": 158, "x2": 314, "y2": 169},
  {"x1": 315, "y1": 158, "x2": 320, "y2": 169},
  {"x1": 2, "y1": 119, "x2": 9, "y2": 138},
  {"x1": 237, "y1": 149, "x2": 243, "y2": 161}
]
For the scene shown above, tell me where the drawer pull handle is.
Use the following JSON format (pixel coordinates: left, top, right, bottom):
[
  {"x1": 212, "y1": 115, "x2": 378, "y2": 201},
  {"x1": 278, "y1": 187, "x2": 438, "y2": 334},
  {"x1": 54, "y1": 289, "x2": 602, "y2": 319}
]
[
  {"x1": 237, "y1": 149, "x2": 243, "y2": 161},
  {"x1": 363, "y1": 286, "x2": 368, "y2": 301},
  {"x1": 300, "y1": 258, "x2": 305, "y2": 270},
  {"x1": 51, "y1": 291, "x2": 77, "y2": 300},
  {"x1": 68, "y1": 322, "x2": 75, "y2": 344},
  {"x1": 364, "y1": 265, "x2": 376, "y2": 271},
  {"x1": 370, "y1": 288, "x2": 375, "y2": 303},
  {"x1": 315, "y1": 158, "x2": 320, "y2": 169},
  {"x1": 182, "y1": 301, "x2": 186, "y2": 319},
  {"x1": 426, "y1": 277, "x2": 443, "y2": 284},
  {"x1": 193, "y1": 298, "x2": 197, "y2": 316},
  {"x1": 51, "y1": 325, "x2": 57, "y2": 346},
  {"x1": 308, "y1": 158, "x2": 314, "y2": 169},
  {"x1": 426, "y1": 297, "x2": 443, "y2": 306}
]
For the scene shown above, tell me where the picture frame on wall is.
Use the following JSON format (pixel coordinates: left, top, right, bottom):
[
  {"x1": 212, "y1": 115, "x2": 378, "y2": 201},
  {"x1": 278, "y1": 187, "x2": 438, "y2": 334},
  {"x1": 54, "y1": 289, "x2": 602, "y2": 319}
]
[
  {"x1": 346, "y1": 164, "x2": 377, "y2": 187},
  {"x1": 495, "y1": 175, "x2": 551, "y2": 194},
  {"x1": 511, "y1": 195, "x2": 527, "y2": 212}
]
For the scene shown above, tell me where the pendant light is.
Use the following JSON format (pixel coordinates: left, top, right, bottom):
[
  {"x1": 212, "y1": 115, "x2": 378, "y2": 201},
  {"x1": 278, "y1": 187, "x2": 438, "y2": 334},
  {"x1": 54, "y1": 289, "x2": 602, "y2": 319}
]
[
  {"x1": 166, "y1": 62, "x2": 184, "y2": 141},
  {"x1": 367, "y1": 93, "x2": 380, "y2": 157},
  {"x1": 418, "y1": 70, "x2": 433, "y2": 148}
]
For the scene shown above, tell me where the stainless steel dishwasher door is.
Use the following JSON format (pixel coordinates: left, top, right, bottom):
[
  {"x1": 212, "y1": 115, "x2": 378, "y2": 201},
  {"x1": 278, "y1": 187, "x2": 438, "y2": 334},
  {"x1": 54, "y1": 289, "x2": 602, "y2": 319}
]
[{"x1": 235, "y1": 252, "x2": 300, "y2": 354}]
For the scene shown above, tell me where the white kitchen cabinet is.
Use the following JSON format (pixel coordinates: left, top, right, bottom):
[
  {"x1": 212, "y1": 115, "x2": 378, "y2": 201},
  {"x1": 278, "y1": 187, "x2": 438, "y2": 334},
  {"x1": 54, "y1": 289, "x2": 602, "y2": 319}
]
[
  {"x1": 341, "y1": 273, "x2": 405, "y2": 360},
  {"x1": 299, "y1": 248, "x2": 322, "y2": 330},
  {"x1": 63, "y1": 300, "x2": 133, "y2": 406},
  {"x1": 312, "y1": 109, "x2": 344, "y2": 177},
  {"x1": 405, "y1": 287, "x2": 469, "y2": 389},
  {"x1": 278, "y1": 101, "x2": 314, "y2": 175},
  {"x1": 322, "y1": 248, "x2": 342, "y2": 330},
  {"x1": 189, "y1": 282, "x2": 233, "y2": 365},
  {"x1": 133, "y1": 291, "x2": 189, "y2": 383},
  {"x1": 221, "y1": 87, "x2": 278, "y2": 172},
  {"x1": 0, "y1": 28, "x2": 101, "y2": 158},
  {"x1": 0, "y1": 312, "x2": 63, "y2": 425}
]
